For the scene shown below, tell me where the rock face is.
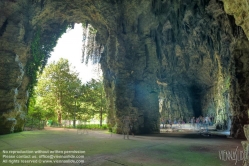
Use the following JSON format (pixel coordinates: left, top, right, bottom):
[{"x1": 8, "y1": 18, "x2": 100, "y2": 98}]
[
  {"x1": 223, "y1": 0, "x2": 249, "y2": 40},
  {"x1": 0, "y1": 0, "x2": 249, "y2": 138}
]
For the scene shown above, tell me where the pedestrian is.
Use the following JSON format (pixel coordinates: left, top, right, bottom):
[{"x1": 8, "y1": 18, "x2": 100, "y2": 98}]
[
  {"x1": 210, "y1": 115, "x2": 214, "y2": 126},
  {"x1": 196, "y1": 117, "x2": 200, "y2": 130},
  {"x1": 169, "y1": 119, "x2": 172, "y2": 129},
  {"x1": 122, "y1": 116, "x2": 131, "y2": 139},
  {"x1": 178, "y1": 119, "x2": 182, "y2": 128},
  {"x1": 191, "y1": 117, "x2": 195, "y2": 129},
  {"x1": 204, "y1": 115, "x2": 210, "y2": 132},
  {"x1": 161, "y1": 118, "x2": 165, "y2": 128},
  {"x1": 199, "y1": 116, "x2": 204, "y2": 129},
  {"x1": 130, "y1": 116, "x2": 137, "y2": 137}
]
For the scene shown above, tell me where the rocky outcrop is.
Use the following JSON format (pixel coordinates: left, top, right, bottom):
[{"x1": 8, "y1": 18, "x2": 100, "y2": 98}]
[
  {"x1": 223, "y1": 0, "x2": 249, "y2": 137},
  {"x1": 223, "y1": 0, "x2": 249, "y2": 40},
  {"x1": 0, "y1": 0, "x2": 249, "y2": 138},
  {"x1": 157, "y1": 0, "x2": 238, "y2": 127},
  {"x1": 222, "y1": 0, "x2": 249, "y2": 138}
]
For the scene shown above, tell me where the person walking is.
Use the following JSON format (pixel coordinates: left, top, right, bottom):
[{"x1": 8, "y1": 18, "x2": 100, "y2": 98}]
[
  {"x1": 204, "y1": 115, "x2": 210, "y2": 132},
  {"x1": 161, "y1": 118, "x2": 165, "y2": 128},
  {"x1": 122, "y1": 116, "x2": 131, "y2": 139},
  {"x1": 169, "y1": 119, "x2": 172, "y2": 129},
  {"x1": 196, "y1": 117, "x2": 199, "y2": 130},
  {"x1": 191, "y1": 117, "x2": 195, "y2": 129},
  {"x1": 129, "y1": 116, "x2": 137, "y2": 137}
]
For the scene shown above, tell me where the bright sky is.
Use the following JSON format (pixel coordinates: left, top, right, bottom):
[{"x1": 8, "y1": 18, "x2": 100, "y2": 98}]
[{"x1": 48, "y1": 23, "x2": 100, "y2": 83}]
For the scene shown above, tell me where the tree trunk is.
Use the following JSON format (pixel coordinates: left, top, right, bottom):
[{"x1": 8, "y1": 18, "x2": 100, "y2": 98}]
[
  {"x1": 73, "y1": 100, "x2": 76, "y2": 128},
  {"x1": 57, "y1": 111, "x2": 62, "y2": 124},
  {"x1": 100, "y1": 108, "x2": 102, "y2": 126},
  {"x1": 100, "y1": 88, "x2": 103, "y2": 126}
]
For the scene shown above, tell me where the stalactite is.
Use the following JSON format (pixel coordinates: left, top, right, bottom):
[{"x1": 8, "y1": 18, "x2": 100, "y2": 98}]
[{"x1": 81, "y1": 23, "x2": 104, "y2": 65}]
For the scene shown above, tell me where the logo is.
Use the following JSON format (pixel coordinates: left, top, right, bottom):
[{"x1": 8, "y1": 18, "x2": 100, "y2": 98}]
[{"x1": 219, "y1": 146, "x2": 247, "y2": 165}]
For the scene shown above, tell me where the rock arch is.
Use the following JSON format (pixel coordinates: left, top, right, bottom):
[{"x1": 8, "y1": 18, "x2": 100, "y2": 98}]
[{"x1": 1, "y1": 0, "x2": 249, "y2": 138}]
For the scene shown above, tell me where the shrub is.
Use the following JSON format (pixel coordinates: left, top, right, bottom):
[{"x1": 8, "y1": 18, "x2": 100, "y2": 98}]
[{"x1": 76, "y1": 124, "x2": 108, "y2": 130}]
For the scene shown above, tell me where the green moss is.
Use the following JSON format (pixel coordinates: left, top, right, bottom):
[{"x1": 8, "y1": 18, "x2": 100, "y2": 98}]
[
  {"x1": 26, "y1": 22, "x2": 72, "y2": 102},
  {"x1": 224, "y1": 76, "x2": 230, "y2": 92},
  {"x1": 26, "y1": 29, "x2": 43, "y2": 98},
  {"x1": 89, "y1": 26, "x2": 97, "y2": 34}
]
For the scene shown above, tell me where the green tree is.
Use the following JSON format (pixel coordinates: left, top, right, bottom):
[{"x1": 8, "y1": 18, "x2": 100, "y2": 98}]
[
  {"x1": 28, "y1": 95, "x2": 44, "y2": 121},
  {"x1": 30, "y1": 58, "x2": 106, "y2": 128},
  {"x1": 83, "y1": 79, "x2": 107, "y2": 126},
  {"x1": 35, "y1": 58, "x2": 82, "y2": 124}
]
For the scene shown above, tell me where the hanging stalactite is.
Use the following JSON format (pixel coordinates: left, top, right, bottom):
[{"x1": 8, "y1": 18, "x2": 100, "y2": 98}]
[{"x1": 81, "y1": 23, "x2": 104, "y2": 65}]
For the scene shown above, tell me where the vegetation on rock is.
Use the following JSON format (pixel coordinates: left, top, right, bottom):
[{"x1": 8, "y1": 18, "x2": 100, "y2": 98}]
[{"x1": 26, "y1": 22, "x2": 71, "y2": 99}]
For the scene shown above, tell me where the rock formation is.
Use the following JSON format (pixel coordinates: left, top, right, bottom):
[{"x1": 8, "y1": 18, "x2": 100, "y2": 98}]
[{"x1": 0, "y1": 0, "x2": 249, "y2": 138}]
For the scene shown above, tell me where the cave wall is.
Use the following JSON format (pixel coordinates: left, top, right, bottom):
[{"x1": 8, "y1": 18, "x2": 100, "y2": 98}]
[
  {"x1": 154, "y1": 0, "x2": 249, "y2": 138},
  {"x1": 157, "y1": 0, "x2": 238, "y2": 126},
  {"x1": 222, "y1": 0, "x2": 249, "y2": 138},
  {"x1": 1, "y1": 0, "x2": 249, "y2": 137},
  {"x1": 223, "y1": 0, "x2": 249, "y2": 40}
]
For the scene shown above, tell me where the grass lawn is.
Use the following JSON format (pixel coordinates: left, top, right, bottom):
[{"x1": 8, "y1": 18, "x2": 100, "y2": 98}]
[{"x1": 0, "y1": 127, "x2": 244, "y2": 166}]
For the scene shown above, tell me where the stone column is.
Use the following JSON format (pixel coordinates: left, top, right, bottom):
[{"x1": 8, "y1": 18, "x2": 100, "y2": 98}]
[
  {"x1": 101, "y1": 32, "x2": 160, "y2": 134},
  {"x1": 0, "y1": 52, "x2": 25, "y2": 134},
  {"x1": 133, "y1": 80, "x2": 160, "y2": 133}
]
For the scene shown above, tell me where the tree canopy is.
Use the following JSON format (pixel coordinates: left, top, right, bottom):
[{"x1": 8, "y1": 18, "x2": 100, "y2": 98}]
[{"x1": 28, "y1": 58, "x2": 107, "y2": 127}]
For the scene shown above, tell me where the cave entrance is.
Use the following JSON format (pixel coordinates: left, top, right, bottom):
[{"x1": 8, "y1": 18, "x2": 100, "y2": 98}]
[
  {"x1": 189, "y1": 85, "x2": 203, "y2": 118},
  {"x1": 0, "y1": 0, "x2": 162, "y2": 135},
  {"x1": 48, "y1": 23, "x2": 101, "y2": 83},
  {"x1": 26, "y1": 23, "x2": 107, "y2": 129}
]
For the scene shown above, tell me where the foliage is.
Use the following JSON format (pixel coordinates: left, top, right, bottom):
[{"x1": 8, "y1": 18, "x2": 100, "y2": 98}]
[
  {"x1": 29, "y1": 60, "x2": 107, "y2": 126},
  {"x1": 82, "y1": 79, "x2": 107, "y2": 126},
  {"x1": 24, "y1": 116, "x2": 45, "y2": 130},
  {"x1": 35, "y1": 58, "x2": 82, "y2": 124},
  {"x1": 76, "y1": 124, "x2": 107, "y2": 130},
  {"x1": 223, "y1": 76, "x2": 230, "y2": 92},
  {"x1": 27, "y1": 94, "x2": 54, "y2": 121},
  {"x1": 26, "y1": 29, "x2": 44, "y2": 98},
  {"x1": 26, "y1": 22, "x2": 72, "y2": 100}
]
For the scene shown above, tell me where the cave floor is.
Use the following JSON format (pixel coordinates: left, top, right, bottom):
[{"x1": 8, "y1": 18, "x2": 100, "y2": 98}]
[{"x1": 0, "y1": 127, "x2": 244, "y2": 166}]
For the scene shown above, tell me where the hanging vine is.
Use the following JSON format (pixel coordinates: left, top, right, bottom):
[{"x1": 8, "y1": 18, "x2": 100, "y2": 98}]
[
  {"x1": 26, "y1": 22, "x2": 72, "y2": 99},
  {"x1": 26, "y1": 28, "x2": 43, "y2": 98}
]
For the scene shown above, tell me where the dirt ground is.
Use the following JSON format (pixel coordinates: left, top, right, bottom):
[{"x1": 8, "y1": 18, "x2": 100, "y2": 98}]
[{"x1": 0, "y1": 127, "x2": 245, "y2": 166}]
